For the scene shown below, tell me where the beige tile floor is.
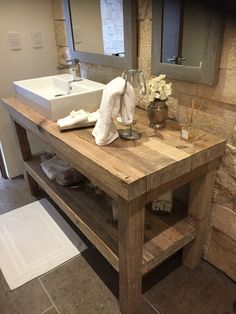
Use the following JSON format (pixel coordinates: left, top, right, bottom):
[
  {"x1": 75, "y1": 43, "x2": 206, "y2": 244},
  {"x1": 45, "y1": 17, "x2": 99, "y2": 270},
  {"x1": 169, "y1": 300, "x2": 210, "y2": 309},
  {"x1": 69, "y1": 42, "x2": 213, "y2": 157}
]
[{"x1": 0, "y1": 176, "x2": 235, "y2": 314}]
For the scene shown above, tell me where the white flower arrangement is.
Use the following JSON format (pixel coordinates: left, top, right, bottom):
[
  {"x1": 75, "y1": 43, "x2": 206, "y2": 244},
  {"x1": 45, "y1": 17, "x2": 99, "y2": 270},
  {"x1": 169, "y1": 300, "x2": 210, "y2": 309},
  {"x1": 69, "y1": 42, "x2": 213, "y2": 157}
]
[{"x1": 147, "y1": 74, "x2": 172, "y2": 101}]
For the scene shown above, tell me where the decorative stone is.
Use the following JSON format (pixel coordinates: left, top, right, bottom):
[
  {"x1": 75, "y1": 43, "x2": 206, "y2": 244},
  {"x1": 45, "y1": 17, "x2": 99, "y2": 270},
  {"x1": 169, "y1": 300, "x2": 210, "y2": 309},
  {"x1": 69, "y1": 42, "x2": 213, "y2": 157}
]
[
  {"x1": 80, "y1": 63, "x2": 122, "y2": 84},
  {"x1": 136, "y1": 93, "x2": 149, "y2": 110},
  {"x1": 232, "y1": 125, "x2": 236, "y2": 146},
  {"x1": 176, "y1": 94, "x2": 236, "y2": 141},
  {"x1": 211, "y1": 204, "x2": 236, "y2": 240},
  {"x1": 56, "y1": 46, "x2": 70, "y2": 65},
  {"x1": 54, "y1": 20, "x2": 68, "y2": 46},
  {"x1": 213, "y1": 167, "x2": 236, "y2": 210},
  {"x1": 138, "y1": 0, "x2": 152, "y2": 20},
  {"x1": 171, "y1": 79, "x2": 197, "y2": 97},
  {"x1": 221, "y1": 144, "x2": 236, "y2": 178},
  {"x1": 138, "y1": 19, "x2": 152, "y2": 62},
  {"x1": 197, "y1": 69, "x2": 236, "y2": 105},
  {"x1": 139, "y1": 56, "x2": 151, "y2": 80},
  {"x1": 208, "y1": 227, "x2": 236, "y2": 281},
  {"x1": 51, "y1": 0, "x2": 65, "y2": 20},
  {"x1": 166, "y1": 97, "x2": 178, "y2": 121},
  {"x1": 220, "y1": 20, "x2": 236, "y2": 70}
]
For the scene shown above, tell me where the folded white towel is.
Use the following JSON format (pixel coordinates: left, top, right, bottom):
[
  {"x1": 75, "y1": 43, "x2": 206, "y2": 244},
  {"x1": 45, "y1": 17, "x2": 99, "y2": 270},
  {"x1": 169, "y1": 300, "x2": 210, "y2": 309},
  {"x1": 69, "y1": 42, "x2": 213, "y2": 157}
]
[
  {"x1": 57, "y1": 109, "x2": 99, "y2": 130},
  {"x1": 92, "y1": 77, "x2": 135, "y2": 146},
  {"x1": 152, "y1": 192, "x2": 173, "y2": 213}
]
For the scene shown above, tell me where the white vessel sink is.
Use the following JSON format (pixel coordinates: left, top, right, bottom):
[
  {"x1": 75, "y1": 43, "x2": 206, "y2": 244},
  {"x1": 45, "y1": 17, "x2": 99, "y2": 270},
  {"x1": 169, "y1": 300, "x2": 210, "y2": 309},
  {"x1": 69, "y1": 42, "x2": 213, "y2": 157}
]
[{"x1": 14, "y1": 74, "x2": 105, "y2": 121}]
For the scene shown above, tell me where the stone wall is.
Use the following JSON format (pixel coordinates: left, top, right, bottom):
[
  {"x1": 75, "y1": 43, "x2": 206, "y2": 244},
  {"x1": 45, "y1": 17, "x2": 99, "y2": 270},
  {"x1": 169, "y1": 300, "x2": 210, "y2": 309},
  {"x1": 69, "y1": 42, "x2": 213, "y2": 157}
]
[
  {"x1": 168, "y1": 20, "x2": 236, "y2": 281},
  {"x1": 52, "y1": 0, "x2": 236, "y2": 280}
]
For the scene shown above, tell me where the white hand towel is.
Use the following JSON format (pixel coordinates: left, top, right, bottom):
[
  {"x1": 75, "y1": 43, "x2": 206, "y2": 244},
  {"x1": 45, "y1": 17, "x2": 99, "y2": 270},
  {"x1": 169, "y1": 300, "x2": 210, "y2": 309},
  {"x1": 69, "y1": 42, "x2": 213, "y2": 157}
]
[
  {"x1": 92, "y1": 77, "x2": 135, "y2": 146},
  {"x1": 57, "y1": 109, "x2": 88, "y2": 128},
  {"x1": 57, "y1": 110, "x2": 99, "y2": 131},
  {"x1": 88, "y1": 111, "x2": 99, "y2": 123},
  {"x1": 151, "y1": 192, "x2": 173, "y2": 213}
]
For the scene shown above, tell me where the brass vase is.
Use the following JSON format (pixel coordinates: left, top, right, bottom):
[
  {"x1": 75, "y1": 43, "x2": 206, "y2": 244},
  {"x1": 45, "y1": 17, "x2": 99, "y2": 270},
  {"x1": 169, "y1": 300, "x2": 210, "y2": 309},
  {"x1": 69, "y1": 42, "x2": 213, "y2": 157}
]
[{"x1": 147, "y1": 99, "x2": 168, "y2": 129}]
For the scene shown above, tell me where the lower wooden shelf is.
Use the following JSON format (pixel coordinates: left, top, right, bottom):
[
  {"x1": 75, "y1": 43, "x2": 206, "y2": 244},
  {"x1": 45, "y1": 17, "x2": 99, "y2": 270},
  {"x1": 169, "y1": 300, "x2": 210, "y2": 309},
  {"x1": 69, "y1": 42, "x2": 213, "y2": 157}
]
[{"x1": 24, "y1": 156, "x2": 197, "y2": 275}]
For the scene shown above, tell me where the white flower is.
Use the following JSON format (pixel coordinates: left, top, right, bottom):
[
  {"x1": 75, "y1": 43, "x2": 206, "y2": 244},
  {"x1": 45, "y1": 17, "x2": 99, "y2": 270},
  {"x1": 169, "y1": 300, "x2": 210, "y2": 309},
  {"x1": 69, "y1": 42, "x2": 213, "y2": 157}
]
[{"x1": 147, "y1": 74, "x2": 172, "y2": 101}]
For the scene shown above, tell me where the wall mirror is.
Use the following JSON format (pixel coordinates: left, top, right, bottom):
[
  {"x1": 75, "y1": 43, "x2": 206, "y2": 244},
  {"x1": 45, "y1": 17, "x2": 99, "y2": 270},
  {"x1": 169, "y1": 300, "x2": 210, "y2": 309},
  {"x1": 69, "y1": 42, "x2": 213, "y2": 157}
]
[
  {"x1": 152, "y1": 0, "x2": 224, "y2": 85},
  {"x1": 63, "y1": 0, "x2": 137, "y2": 69}
]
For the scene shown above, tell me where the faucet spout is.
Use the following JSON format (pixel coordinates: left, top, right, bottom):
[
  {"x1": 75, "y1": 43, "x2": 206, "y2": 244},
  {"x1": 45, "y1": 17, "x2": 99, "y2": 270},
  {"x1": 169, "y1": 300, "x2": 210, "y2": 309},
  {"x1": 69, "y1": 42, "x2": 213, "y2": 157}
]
[
  {"x1": 57, "y1": 58, "x2": 82, "y2": 82},
  {"x1": 71, "y1": 67, "x2": 82, "y2": 81}
]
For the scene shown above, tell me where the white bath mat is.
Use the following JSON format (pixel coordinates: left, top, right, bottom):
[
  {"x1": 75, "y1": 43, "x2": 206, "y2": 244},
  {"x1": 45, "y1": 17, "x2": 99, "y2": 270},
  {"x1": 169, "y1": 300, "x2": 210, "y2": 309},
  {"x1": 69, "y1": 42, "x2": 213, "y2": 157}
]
[{"x1": 0, "y1": 198, "x2": 87, "y2": 290}]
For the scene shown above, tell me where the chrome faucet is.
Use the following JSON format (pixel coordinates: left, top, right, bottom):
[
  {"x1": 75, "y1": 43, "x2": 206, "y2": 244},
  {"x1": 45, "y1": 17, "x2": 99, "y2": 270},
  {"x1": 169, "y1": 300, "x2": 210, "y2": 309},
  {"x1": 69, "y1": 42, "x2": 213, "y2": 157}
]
[
  {"x1": 57, "y1": 58, "x2": 82, "y2": 94},
  {"x1": 57, "y1": 58, "x2": 82, "y2": 81}
]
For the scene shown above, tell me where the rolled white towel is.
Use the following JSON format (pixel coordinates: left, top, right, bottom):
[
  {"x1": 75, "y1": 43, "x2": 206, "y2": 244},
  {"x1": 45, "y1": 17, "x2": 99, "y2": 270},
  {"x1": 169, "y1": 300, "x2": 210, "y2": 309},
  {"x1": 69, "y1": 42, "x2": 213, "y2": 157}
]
[
  {"x1": 57, "y1": 109, "x2": 88, "y2": 128},
  {"x1": 57, "y1": 109, "x2": 99, "y2": 130},
  {"x1": 151, "y1": 192, "x2": 173, "y2": 213},
  {"x1": 88, "y1": 111, "x2": 100, "y2": 123}
]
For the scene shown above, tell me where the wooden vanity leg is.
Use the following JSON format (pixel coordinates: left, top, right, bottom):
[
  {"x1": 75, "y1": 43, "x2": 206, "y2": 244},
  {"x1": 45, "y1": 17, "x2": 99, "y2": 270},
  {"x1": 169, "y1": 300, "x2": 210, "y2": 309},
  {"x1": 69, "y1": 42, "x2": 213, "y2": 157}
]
[
  {"x1": 118, "y1": 195, "x2": 145, "y2": 314},
  {"x1": 182, "y1": 159, "x2": 219, "y2": 269},
  {"x1": 12, "y1": 120, "x2": 39, "y2": 196}
]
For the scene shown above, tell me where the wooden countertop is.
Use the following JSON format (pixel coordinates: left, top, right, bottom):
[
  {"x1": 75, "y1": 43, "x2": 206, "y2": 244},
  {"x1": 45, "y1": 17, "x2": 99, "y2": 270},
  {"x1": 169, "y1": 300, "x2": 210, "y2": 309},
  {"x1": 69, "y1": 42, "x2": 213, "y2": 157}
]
[{"x1": 2, "y1": 97, "x2": 226, "y2": 200}]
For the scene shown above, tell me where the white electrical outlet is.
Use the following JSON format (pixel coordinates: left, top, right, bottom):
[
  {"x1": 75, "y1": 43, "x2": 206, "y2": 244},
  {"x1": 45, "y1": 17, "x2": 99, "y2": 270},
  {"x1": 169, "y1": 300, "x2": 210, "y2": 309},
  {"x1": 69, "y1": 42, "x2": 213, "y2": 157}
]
[
  {"x1": 8, "y1": 32, "x2": 21, "y2": 50},
  {"x1": 31, "y1": 31, "x2": 43, "y2": 48}
]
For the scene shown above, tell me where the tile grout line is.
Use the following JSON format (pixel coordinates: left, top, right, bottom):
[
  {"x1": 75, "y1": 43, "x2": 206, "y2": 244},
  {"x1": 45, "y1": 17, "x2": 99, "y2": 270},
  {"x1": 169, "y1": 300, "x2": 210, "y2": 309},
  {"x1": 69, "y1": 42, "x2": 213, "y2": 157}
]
[
  {"x1": 143, "y1": 295, "x2": 161, "y2": 314},
  {"x1": 38, "y1": 277, "x2": 61, "y2": 314},
  {"x1": 40, "y1": 305, "x2": 55, "y2": 314},
  {"x1": 39, "y1": 246, "x2": 94, "y2": 279}
]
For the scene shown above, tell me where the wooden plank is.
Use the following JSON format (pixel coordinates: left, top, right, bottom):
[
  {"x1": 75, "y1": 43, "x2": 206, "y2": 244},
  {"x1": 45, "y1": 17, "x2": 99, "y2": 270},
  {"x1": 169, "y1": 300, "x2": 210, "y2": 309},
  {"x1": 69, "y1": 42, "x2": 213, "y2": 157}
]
[
  {"x1": 24, "y1": 157, "x2": 120, "y2": 271},
  {"x1": 142, "y1": 217, "x2": 197, "y2": 274},
  {"x1": 146, "y1": 164, "x2": 208, "y2": 203},
  {"x1": 46, "y1": 135, "x2": 119, "y2": 200},
  {"x1": 12, "y1": 120, "x2": 32, "y2": 161},
  {"x1": 118, "y1": 195, "x2": 145, "y2": 314},
  {"x1": 3, "y1": 97, "x2": 226, "y2": 199},
  {"x1": 137, "y1": 111, "x2": 226, "y2": 169},
  {"x1": 11, "y1": 120, "x2": 39, "y2": 195},
  {"x1": 46, "y1": 125, "x2": 147, "y2": 200},
  {"x1": 3, "y1": 97, "x2": 147, "y2": 200},
  {"x1": 182, "y1": 159, "x2": 219, "y2": 269},
  {"x1": 79, "y1": 127, "x2": 174, "y2": 174},
  {"x1": 7, "y1": 103, "x2": 48, "y2": 141},
  {"x1": 129, "y1": 110, "x2": 226, "y2": 191}
]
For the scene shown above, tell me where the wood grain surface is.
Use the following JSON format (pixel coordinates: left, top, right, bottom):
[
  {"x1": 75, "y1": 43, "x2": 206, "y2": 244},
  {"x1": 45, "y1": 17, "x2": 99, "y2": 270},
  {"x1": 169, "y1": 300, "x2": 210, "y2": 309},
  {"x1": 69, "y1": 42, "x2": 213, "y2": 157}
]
[{"x1": 2, "y1": 97, "x2": 226, "y2": 201}]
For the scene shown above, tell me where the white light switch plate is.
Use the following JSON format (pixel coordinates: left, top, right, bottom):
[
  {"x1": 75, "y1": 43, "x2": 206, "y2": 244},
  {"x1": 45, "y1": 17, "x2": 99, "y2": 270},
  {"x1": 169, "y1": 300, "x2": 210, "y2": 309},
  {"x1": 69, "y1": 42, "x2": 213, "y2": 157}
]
[
  {"x1": 8, "y1": 32, "x2": 21, "y2": 50},
  {"x1": 31, "y1": 31, "x2": 43, "y2": 48}
]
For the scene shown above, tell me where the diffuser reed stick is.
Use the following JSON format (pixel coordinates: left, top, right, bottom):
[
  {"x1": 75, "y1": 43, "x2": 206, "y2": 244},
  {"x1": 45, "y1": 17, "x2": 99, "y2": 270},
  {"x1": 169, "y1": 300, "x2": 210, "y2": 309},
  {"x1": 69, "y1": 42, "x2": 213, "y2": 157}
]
[{"x1": 181, "y1": 98, "x2": 199, "y2": 141}]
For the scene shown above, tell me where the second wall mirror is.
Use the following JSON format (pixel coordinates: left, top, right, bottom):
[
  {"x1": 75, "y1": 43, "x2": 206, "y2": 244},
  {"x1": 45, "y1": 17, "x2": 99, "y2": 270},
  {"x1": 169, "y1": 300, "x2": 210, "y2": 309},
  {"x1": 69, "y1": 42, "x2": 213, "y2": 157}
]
[
  {"x1": 63, "y1": 0, "x2": 137, "y2": 69},
  {"x1": 152, "y1": 0, "x2": 224, "y2": 85}
]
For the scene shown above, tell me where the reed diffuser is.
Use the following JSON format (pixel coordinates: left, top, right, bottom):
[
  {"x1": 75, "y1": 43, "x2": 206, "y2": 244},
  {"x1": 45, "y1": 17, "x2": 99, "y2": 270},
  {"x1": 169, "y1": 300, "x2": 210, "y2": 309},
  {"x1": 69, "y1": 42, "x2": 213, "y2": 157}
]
[{"x1": 181, "y1": 99, "x2": 199, "y2": 141}]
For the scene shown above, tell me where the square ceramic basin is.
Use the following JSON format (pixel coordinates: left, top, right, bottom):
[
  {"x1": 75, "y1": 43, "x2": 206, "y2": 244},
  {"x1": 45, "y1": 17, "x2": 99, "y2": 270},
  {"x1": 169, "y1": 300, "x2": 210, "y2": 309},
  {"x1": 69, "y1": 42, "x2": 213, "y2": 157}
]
[{"x1": 14, "y1": 74, "x2": 105, "y2": 121}]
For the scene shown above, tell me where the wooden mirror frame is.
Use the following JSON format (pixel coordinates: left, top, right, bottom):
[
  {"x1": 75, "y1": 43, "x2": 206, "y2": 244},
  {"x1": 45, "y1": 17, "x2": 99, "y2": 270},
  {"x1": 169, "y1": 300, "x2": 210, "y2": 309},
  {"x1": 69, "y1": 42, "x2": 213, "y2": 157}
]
[
  {"x1": 152, "y1": 0, "x2": 224, "y2": 85},
  {"x1": 63, "y1": 0, "x2": 137, "y2": 69}
]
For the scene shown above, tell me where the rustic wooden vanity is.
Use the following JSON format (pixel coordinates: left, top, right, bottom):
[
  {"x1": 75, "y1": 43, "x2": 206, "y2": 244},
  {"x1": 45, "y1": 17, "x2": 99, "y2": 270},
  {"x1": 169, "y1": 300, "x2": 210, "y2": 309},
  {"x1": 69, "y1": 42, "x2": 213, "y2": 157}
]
[{"x1": 2, "y1": 97, "x2": 226, "y2": 314}]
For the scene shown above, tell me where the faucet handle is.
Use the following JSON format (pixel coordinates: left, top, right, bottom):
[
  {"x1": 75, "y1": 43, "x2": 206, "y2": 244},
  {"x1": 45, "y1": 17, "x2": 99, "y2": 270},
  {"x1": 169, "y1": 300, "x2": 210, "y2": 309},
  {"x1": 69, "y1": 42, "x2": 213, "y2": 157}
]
[{"x1": 66, "y1": 58, "x2": 80, "y2": 65}]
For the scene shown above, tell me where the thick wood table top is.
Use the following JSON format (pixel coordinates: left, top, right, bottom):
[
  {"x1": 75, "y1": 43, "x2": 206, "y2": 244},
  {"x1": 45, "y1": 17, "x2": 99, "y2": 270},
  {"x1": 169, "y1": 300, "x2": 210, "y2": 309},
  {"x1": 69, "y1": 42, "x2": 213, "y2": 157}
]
[{"x1": 2, "y1": 97, "x2": 226, "y2": 200}]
